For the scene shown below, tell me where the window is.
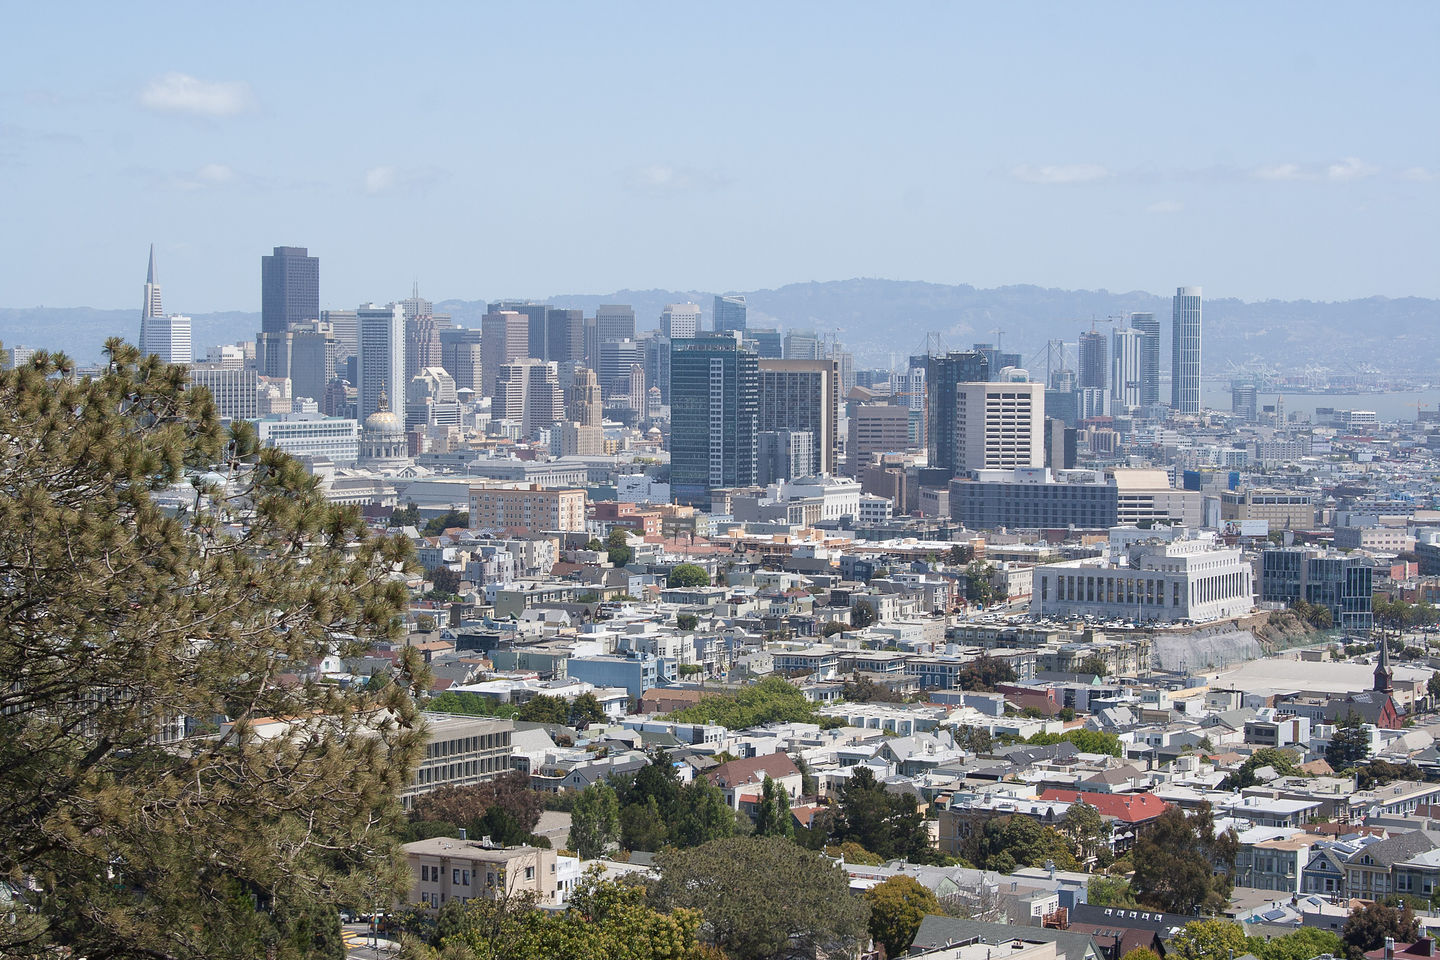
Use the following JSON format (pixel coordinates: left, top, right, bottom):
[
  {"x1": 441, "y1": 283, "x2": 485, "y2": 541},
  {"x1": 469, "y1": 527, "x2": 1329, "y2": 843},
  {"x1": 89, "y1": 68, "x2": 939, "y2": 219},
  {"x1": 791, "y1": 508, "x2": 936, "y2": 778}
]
[
  {"x1": 525, "y1": 866, "x2": 535, "y2": 881},
  {"x1": 453, "y1": 868, "x2": 461, "y2": 884},
  {"x1": 463, "y1": 870, "x2": 470, "y2": 886}
]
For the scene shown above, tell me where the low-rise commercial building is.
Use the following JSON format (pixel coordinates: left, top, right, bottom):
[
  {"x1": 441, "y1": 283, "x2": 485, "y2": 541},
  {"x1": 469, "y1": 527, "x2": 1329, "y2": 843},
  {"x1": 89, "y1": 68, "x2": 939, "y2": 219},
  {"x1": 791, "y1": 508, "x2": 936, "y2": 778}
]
[
  {"x1": 404, "y1": 714, "x2": 515, "y2": 808},
  {"x1": 1221, "y1": 488, "x2": 1315, "y2": 532}
]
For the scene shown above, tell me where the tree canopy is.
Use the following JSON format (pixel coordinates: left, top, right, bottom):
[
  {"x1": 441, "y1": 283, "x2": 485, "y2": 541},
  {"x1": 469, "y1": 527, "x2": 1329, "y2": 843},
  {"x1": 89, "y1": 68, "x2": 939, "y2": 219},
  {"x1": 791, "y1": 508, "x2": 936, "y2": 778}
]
[
  {"x1": 1130, "y1": 804, "x2": 1238, "y2": 916},
  {"x1": 605, "y1": 528, "x2": 633, "y2": 568},
  {"x1": 667, "y1": 563, "x2": 710, "y2": 588},
  {"x1": 1169, "y1": 920, "x2": 1345, "y2": 960},
  {"x1": 1327, "y1": 709, "x2": 1373, "y2": 771},
  {"x1": 0, "y1": 343, "x2": 426, "y2": 958},
  {"x1": 569, "y1": 781, "x2": 620, "y2": 859},
  {"x1": 832, "y1": 766, "x2": 936, "y2": 863},
  {"x1": 666, "y1": 675, "x2": 840, "y2": 730},
  {"x1": 1342, "y1": 901, "x2": 1419, "y2": 960},
  {"x1": 865, "y1": 875, "x2": 941, "y2": 959},
  {"x1": 1026, "y1": 729, "x2": 1123, "y2": 756},
  {"x1": 425, "y1": 689, "x2": 519, "y2": 720},
  {"x1": 409, "y1": 772, "x2": 545, "y2": 847},
  {"x1": 1225, "y1": 747, "x2": 1307, "y2": 789},
  {"x1": 966, "y1": 814, "x2": 1077, "y2": 874},
  {"x1": 410, "y1": 870, "x2": 707, "y2": 960},
  {"x1": 954, "y1": 655, "x2": 1017, "y2": 692},
  {"x1": 649, "y1": 836, "x2": 870, "y2": 960},
  {"x1": 755, "y1": 776, "x2": 794, "y2": 838}
]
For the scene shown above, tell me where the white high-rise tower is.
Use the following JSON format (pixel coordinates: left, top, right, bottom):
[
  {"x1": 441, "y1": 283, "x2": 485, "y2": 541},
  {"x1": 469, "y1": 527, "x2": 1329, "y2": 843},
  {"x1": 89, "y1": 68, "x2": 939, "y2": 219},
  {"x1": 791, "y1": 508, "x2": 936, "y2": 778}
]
[
  {"x1": 660, "y1": 303, "x2": 700, "y2": 340},
  {"x1": 1111, "y1": 325, "x2": 1143, "y2": 412},
  {"x1": 357, "y1": 303, "x2": 406, "y2": 423},
  {"x1": 1171, "y1": 286, "x2": 1202, "y2": 413}
]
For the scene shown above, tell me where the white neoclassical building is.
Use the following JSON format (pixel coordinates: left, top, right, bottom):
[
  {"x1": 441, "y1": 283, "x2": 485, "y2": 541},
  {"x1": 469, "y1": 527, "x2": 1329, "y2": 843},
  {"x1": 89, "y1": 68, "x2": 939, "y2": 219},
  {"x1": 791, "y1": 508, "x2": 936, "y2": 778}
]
[{"x1": 1032, "y1": 535, "x2": 1253, "y2": 623}]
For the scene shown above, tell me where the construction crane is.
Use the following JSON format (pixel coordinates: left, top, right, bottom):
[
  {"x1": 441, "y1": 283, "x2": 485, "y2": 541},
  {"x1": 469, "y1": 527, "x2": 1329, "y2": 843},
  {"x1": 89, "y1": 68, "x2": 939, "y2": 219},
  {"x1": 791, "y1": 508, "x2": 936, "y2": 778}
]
[{"x1": 1077, "y1": 314, "x2": 1129, "y2": 332}]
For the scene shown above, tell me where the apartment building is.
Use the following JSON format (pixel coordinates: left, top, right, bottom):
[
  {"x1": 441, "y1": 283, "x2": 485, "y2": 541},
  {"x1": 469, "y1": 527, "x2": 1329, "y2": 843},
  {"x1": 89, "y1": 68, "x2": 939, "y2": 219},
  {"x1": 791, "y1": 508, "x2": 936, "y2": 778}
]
[
  {"x1": 469, "y1": 484, "x2": 586, "y2": 532},
  {"x1": 403, "y1": 837, "x2": 557, "y2": 909}
]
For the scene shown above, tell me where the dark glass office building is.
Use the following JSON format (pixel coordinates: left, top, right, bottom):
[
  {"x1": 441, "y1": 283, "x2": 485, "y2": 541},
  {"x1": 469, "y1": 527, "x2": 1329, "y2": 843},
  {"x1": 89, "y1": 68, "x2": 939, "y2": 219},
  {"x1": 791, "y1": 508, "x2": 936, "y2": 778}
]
[
  {"x1": 670, "y1": 335, "x2": 759, "y2": 505},
  {"x1": 260, "y1": 246, "x2": 319, "y2": 334},
  {"x1": 1260, "y1": 548, "x2": 1373, "y2": 633},
  {"x1": 925, "y1": 351, "x2": 990, "y2": 477},
  {"x1": 713, "y1": 294, "x2": 747, "y2": 334}
]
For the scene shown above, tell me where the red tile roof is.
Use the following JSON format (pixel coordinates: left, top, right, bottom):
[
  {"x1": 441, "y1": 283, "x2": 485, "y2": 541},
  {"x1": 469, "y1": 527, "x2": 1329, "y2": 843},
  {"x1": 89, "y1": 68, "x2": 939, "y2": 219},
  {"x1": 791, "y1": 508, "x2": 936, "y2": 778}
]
[{"x1": 1037, "y1": 789, "x2": 1170, "y2": 823}]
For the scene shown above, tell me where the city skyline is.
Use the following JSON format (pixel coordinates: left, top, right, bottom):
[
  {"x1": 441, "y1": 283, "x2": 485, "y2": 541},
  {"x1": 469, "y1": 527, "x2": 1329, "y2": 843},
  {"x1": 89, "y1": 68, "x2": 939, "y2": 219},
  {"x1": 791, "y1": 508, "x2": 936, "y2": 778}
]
[{"x1": 4, "y1": 5, "x2": 1438, "y2": 313}]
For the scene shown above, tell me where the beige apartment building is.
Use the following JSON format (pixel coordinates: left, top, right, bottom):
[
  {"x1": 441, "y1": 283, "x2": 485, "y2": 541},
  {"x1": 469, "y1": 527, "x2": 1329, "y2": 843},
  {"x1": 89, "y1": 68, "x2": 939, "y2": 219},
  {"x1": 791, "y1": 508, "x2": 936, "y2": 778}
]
[
  {"x1": 468, "y1": 483, "x2": 586, "y2": 532},
  {"x1": 403, "y1": 837, "x2": 558, "y2": 909}
]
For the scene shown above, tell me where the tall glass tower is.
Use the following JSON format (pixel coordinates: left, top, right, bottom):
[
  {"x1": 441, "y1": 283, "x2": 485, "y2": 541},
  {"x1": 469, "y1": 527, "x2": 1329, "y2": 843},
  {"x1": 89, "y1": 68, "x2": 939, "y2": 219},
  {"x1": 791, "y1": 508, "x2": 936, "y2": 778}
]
[
  {"x1": 260, "y1": 246, "x2": 319, "y2": 334},
  {"x1": 669, "y1": 334, "x2": 759, "y2": 504},
  {"x1": 924, "y1": 350, "x2": 990, "y2": 477},
  {"x1": 1130, "y1": 312, "x2": 1160, "y2": 405},
  {"x1": 713, "y1": 294, "x2": 747, "y2": 334},
  {"x1": 1170, "y1": 287, "x2": 1202, "y2": 413}
]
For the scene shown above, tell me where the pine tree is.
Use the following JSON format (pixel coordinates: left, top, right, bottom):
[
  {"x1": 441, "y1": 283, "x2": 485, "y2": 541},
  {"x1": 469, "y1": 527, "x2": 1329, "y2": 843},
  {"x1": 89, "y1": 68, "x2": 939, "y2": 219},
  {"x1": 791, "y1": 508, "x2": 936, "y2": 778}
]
[
  {"x1": 1327, "y1": 709, "x2": 1373, "y2": 771},
  {"x1": 755, "y1": 775, "x2": 794, "y2": 837},
  {"x1": 0, "y1": 343, "x2": 427, "y2": 959},
  {"x1": 569, "y1": 781, "x2": 621, "y2": 859}
]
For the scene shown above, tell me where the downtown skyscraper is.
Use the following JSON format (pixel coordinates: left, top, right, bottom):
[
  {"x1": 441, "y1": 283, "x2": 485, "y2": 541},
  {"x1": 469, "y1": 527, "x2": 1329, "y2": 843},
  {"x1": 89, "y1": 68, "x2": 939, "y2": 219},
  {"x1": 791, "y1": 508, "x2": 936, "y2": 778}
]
[
  {"x1": 713, "y1": 295, "x2": 747, "y2": 334},
  {"x1": 925, "y1": 350, "x2": 990, "y2": 477},
  {"x1": 660, "y1": 303, "x2": 700, "y2": 340},
  {"x1": 1077, "y1": 330, "x2": 1108, "y2": 392},
  {"x1": 1110, "y1": 325, "x2": 1143, "y2": 412},
  {"x1": 669, "y1": 333, "x2": 759, "y2": 504},
  {"x1": 136, "y1": 245, "x2": 191, "y2": 364},
  {"x1": 356, "y1": 303, "x2": 405, "y2": 423},
  {"x1": 1171, "y1": 286, "x2": 1202, "y2": 413},
  {"x1": 260, "y1": 247, "x2": 319, "y2": 334},
  {"x1": 1129, "y1": 312, "x2": 1161, "y2": 406},
  {"x1": 140, "y1": 243, "x2": 162, "y2": 351}
]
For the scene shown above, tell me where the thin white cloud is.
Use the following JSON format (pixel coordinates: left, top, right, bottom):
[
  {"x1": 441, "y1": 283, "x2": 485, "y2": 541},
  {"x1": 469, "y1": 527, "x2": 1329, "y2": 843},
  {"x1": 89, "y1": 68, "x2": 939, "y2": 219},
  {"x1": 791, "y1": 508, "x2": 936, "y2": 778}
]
[
  {"x1": 1010, "y1": 163, "x2": 1111, "y2": 185},
  {"x1": 623, "y1": 163, "x2": 732, "y2": 194},
  {"x1": 1147, "y1": 200, "x2": 1183, "y2": 215},
  {"x1": 364, "y1": 165, "x2": 398, "y2": 195},
  {"x1": 195, "y1": 163, "x2": 234, "y2": 184},
  {"x1": 1399, "y1": 166, "x2": 1436, "y2": 183},
  {"x1": 141, "y1": 73, "x2": 256, "y2": 117},
  {"x1": 173, "y1": 162, "x2": 238, "y2": 191},
  {"x1": 1250, "y1": 158, "x2": 1381, "y2": 183},
  {"x1": 1252, "y1": 162, "x2": 1307, "y2": 182},
  {"x1": 1327, "y1": 157, "x2": 1379, "y2": 182}
]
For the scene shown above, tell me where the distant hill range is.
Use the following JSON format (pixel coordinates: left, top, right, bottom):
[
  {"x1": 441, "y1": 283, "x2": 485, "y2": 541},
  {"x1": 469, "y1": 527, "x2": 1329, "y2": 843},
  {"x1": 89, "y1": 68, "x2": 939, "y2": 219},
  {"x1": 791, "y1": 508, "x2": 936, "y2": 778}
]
[{"x1": 5, "y1": 279, "x2": 1436, "y2": 375}]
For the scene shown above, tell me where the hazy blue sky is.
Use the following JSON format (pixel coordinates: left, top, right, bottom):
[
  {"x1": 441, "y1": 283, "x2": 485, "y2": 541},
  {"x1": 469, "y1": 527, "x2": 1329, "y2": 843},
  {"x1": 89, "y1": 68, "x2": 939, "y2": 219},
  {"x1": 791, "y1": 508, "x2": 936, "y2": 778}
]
[{"x1": 3, "y1": 3, "x2": 1437, "y2": 312}]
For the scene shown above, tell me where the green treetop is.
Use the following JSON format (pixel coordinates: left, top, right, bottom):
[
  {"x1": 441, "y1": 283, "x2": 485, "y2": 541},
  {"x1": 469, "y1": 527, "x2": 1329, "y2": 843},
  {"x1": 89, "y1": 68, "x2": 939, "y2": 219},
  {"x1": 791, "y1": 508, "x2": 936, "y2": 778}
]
[{"x1": 0, "y1": 342, "x2": 428, "y2": 959}]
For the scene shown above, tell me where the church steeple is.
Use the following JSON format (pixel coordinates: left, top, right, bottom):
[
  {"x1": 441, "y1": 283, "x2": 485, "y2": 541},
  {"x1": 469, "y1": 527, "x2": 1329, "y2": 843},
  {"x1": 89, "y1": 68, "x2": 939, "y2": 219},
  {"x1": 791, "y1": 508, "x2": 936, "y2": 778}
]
[{"x1": 1375, "y1": 634, "x2": 1394, "y2": 694}]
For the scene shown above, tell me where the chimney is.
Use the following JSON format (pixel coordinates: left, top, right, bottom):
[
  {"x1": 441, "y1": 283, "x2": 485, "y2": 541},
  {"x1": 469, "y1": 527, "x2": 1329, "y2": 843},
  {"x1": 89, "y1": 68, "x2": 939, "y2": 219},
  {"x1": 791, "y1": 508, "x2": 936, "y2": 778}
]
[{"x1": 1386, "y1": 938, "x2": 1396, "y2": 960}]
